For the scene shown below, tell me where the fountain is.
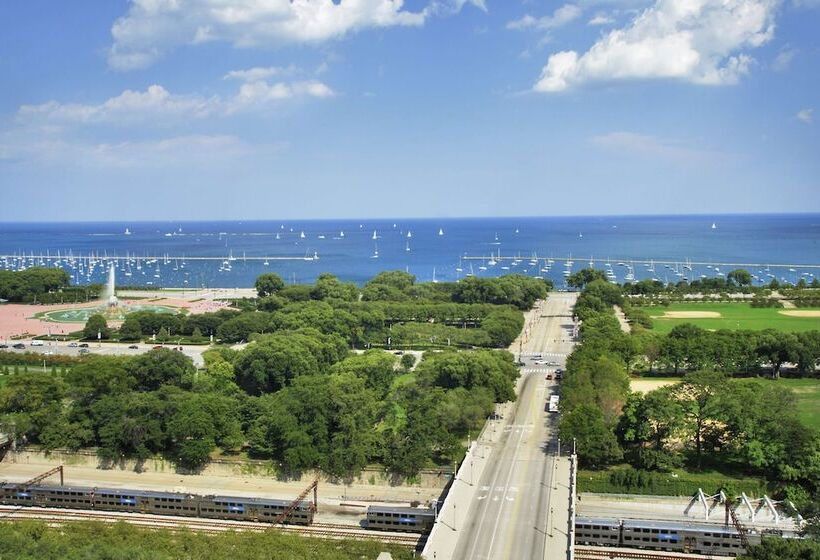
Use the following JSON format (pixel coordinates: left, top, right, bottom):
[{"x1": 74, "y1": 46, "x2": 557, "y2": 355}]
[
  {"x1": 37, "y1": 263, "x2": 178, "y2": 324},
  {"x1": 103, "y1": 263, "x2": 119, "y2": 309}
]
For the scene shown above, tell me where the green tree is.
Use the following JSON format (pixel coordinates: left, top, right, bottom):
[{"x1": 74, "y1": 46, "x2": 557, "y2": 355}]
[
  {"x1": 740, "y1": 537, "x2": 820, "y2": 559},
  {"x1": 255, "y1": 273, "x2": 285, "y2": 297},
  {"x1": 567, "y1": 268, "x2": 609, "y2": 289},
  {"x1": 727, "y1": 269, "x2": 753, "y2": 287},
  {"x1": 559, "y1": 404, "x2": 622, "y2": 468},
  {"x1": 118, "y1": 315, "x2": 142, "y2": 341},
  {"x1": 126, "y1": 348, "x2": 196, "y2": 391},
  {"x1": 83, "y1": 314, "x2": 111, "y2": 340},
  {"x1": 400, "y1": 353, "x2": 416, "y2": 371}
]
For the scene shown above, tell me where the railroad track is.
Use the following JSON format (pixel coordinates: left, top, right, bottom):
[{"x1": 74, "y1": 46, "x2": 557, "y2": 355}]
[
  {"x1": 0, "y1": 506, "x2": 421, "y2": 546},
  {"x1": 575, "y1": 545, "x2": 721, "y2": 560}
]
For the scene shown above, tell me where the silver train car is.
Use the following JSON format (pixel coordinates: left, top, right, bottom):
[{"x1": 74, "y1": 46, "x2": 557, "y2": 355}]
[
  {"x1": 575, "y1": 516, "x2": 762, "y2": 556},
  {"x1": 0, "y1": 483, "x2": 314, "y2": 525},
  {"x1": 366, "y1": 505, "x2": 436, "y2": 533}
]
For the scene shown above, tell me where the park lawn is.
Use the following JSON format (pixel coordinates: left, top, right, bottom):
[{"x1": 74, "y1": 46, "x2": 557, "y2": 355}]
[
  {"x1": 639, "y1": 302, "x2": 820, "y2": 334},
  {"x1": 753, "y1": 378, "x2": 820, "y2": 431}
]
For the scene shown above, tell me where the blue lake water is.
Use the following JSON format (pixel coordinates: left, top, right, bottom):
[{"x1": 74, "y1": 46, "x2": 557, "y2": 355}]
[{"x1": 0, "y1": 214, "x2": 818, "y2": 288}]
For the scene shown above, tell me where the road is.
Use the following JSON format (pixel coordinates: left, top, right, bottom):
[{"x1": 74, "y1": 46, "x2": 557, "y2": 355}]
[
  {"x1": 0, "y1": 339, "x2": 210, "y2": 367},
  {"x1": 452, "y1": 292, "x2": 578, "y2": 560}
]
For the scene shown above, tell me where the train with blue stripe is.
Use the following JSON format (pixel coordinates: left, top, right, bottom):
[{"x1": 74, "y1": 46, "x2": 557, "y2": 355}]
[
  {"x1": 575, "y1": 516, "x2": 764, "y2": 556},
  {"x1": 0, "y1": 483, "x2": 314, "y2": 525}
]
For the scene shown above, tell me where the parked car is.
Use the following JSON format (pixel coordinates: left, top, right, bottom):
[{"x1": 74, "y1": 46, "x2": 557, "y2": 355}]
[
  {"x1": 128, "y1": 345, "x2": 139, "y2": 349},
  {"x1": 78, "y1": 348, "x2": 90, "y2": 354},
  {"x1": 533, "y1": 360, "x2": 546, "y2": 365},
  {"x1": 30, "y1": 340, "x2": 44, "y2": 346},
  {"x1": 12, "y1": 343, "x2": 26, "y2": 349},
  {"x1": 0, "y1": 344, "x2": 7, "y2": 349},
  {"x1": 67, "y1": 342, "x2": 78, "y2": 347},
  {"x1": 546, "y1": 374, "x2": 553, "y2": 380},
  {"x1": 153, "y1": 345, "x2": 163, "y2": 350},
  {"x1": 78, "y1": 343, "x2": 89, "y2": 348}
]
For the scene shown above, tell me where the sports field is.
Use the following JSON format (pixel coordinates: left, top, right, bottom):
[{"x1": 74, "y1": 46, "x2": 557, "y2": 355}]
[
  {"x1": 629, "y1": 376, "x2": 820, "y2": 431},
  {"x1": 639, "y1": 302, "x2": 820, "y2": 334}
]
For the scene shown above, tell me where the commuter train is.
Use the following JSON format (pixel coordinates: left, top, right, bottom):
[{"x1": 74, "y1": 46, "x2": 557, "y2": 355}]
[
  {"x1": 575, "y1": 516, "x2": 763, "y2": 556},
  {"x1": 0, "y1": 483, "x2": 314, "y2": 525},
  {"x1": 366, "y1": 505, "x2": 436, "y2": 533}
]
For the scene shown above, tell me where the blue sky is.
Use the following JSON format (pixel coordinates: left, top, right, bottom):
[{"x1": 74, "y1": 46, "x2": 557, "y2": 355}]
[{"x1": 0, "y1": 0, "x2": 818, "y2": 221}]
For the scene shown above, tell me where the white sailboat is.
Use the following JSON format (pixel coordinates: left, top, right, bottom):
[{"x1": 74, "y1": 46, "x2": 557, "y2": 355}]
[
  {"x1": 711, "y1": 222, "x2": 717, "y2": 229},
  {"x1": 124, "y1": 228, "x2": 131, "y2": 235},
  {"x1": 372, "y1": 230, "x2": 378, "y2": 240},
  {"x1": 371, "y1": 243, "x2": 379, "y2": 259},
  {"x1": 300, "y1": 231, "x2": 305, "y2": 239},
  {"x1": 438, "y1": 228, "x2": 444, "y2": 236},
  {"x1": 407, "y1": 230, "x2": 412, "y2": 238},
  {"x1": 405, "y1": 241, "x2": 411, "y2": 252}
]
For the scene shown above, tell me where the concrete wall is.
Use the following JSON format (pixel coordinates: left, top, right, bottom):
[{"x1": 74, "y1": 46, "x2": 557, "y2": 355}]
[{"x1": 4, "y1": 447, "x2": 451, "y2": 489}]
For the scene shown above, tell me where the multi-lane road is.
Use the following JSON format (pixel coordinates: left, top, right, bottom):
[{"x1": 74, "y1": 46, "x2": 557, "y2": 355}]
[{"x1": 453, "y1": 292, "x2": 578, "y2": 560}]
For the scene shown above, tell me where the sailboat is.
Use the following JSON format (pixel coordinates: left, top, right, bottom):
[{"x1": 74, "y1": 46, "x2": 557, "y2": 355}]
[
  {"x1": 300, "y1": 231, "x2": 305, "y2": 239},
  {"x1": 711, "y1": 222, "x2": 717, "y2": 229},
  {"x1": 340, "y1": 230, "x2": 345, "y2": 238},
  {"x1": 371, "y1": 243, "x2": 379, "y2": 259},
  {"x1": 372, "y1": 230, "x2": 378, "y2": 240},
  {"x1": 407, "y1": 230, "x2": 412, "y2": 238},
  {"x1": 432, "y1": 267, "x2": 438, "y2": 283},
  {"x1": 405, "y1": 241, "x2": 411, "y2": 252},
  {"x1": 124, "y1": 228, "x2": 131, "y2": 235},
  {"x1": 438, "y1": 228, "x2": 444, "y2": 236}
]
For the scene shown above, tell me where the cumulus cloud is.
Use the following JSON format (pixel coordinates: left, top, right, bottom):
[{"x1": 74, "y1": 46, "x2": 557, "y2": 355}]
[
  {"x1": 797, "y1": 108, "x2": 813, "y2": 123},
  {"x1": 17, "y1": 81, "x2": 335, "y2": 125},
  {"x1": 18, "y1": 85, "x2": 219, "y2": 124},
  {"x1": 108, "y1": 0, "x2": 483, "y2": 70},
  {"x1": 534, "y1": 0, "x2": 780, "y2": 92},
  {"x1": 591, "y1": 131, "x2": 724, "y2": 163},
  {"x1": 507, "y1": 4, "x2": 583, "y2": 30}
]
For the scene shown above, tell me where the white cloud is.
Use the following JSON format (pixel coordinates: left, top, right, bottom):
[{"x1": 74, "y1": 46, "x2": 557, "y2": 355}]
[
  {"x1": 0, "y1": 131, "x2": 262, "y2": 168},
  {"x1": 108, "y1": 0, "x2": 483, "y2": 70},
  {"x1": 18, "y1": 85, "x2": 219, "y2": 124},
  {"x1": 588, "y1": 14, "x2": 615, "y2": 25},
  {"x1": 534, "y1": 0, "x2": 780, "y2": 92},
  {"x1": 508, "y1": 4, "x2": 583, "y2": 30},
  {"x1": 797, "y1": 108, "x2": 814, "y2": 123},
  {"x1": 17, "y1": 81, "x2": 335, "y2": 125},
  {"x1": 223, "y1": 65, "x2": 301, "y2": 81},
  {"x1": 229, "y1": 80, "x2": 335, "y2": 112},
  {"x1": 591, "y1": 131, "x2": 724, "y2": 163},
  {"x1": 771, "y1": 47, "x2": 797, "y2": 71}
]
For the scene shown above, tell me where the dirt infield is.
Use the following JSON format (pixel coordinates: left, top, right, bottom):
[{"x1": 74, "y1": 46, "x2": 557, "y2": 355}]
[
  {"x1": 778, "y1": 310, "x2": 820, "y2": 318},
  {"x1": 659, "y1": 311, "x2": 722, "y2": 319}
]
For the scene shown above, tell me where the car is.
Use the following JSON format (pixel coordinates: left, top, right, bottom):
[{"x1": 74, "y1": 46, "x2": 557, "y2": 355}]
[
  {"x1": 12, "y1": 343, "x2": 26, "y2": 350},
  {"x1": 128, "y1": 345, "x2": 139, "y2": 349},
  {"x1": 30, "y1": 340, "x2": 44, "y2": 346},
  {"x1": 44, "y1": 350, "x2": 54, "y2": 355},
  {"x1": 0, "y1": 344, "x2": 7, "y2": 349},
  {"x1": 393, "y1": 350, "x2": 404, "y2": 355},
  {"x1": 533, "y1": 360, "x2": 546, "y2": 365},
  {"x1": 78, "y1": 348, "x2": 90, "y2": 354},
  {"x1": 153, "y1": 345, "x2": 163, "y2": 350},
  {"x1": 67, "y1": 342, "x2": 78, "y2": 347},
  {"x1": 545, "y1": 374, "x2": 553, "y2": 380},
  {"x1": 78, "y1": 343, "x2": 89, "y2": 348}
]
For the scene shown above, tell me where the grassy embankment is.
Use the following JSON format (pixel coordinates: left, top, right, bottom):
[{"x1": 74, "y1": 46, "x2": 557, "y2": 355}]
[
  {"x1": 638, "y1": 302, "x2": 820, "y2": 334},
  {"x1": 0, "y1": 520, "x2": 416, "y2": 560}
]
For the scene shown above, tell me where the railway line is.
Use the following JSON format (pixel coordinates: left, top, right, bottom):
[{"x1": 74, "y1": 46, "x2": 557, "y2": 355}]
[
  {"x1": 575, "y1": 545, "x2": 720, "y2": 559},
  {"x1": 0, "y1": 505, "x2": 422, "y2": 547}
]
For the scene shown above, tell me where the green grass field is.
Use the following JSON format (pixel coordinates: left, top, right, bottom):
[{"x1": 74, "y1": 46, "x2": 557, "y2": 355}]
[
  {"x1": 639, "y1": 302, "x2": 820, "y2": 334},
  {"x1": 630, "y1": 375, "x2": 820, "y2": 431},
  {"x1": 757, "y1": 378, "x2": 820, "y2": 431}
]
